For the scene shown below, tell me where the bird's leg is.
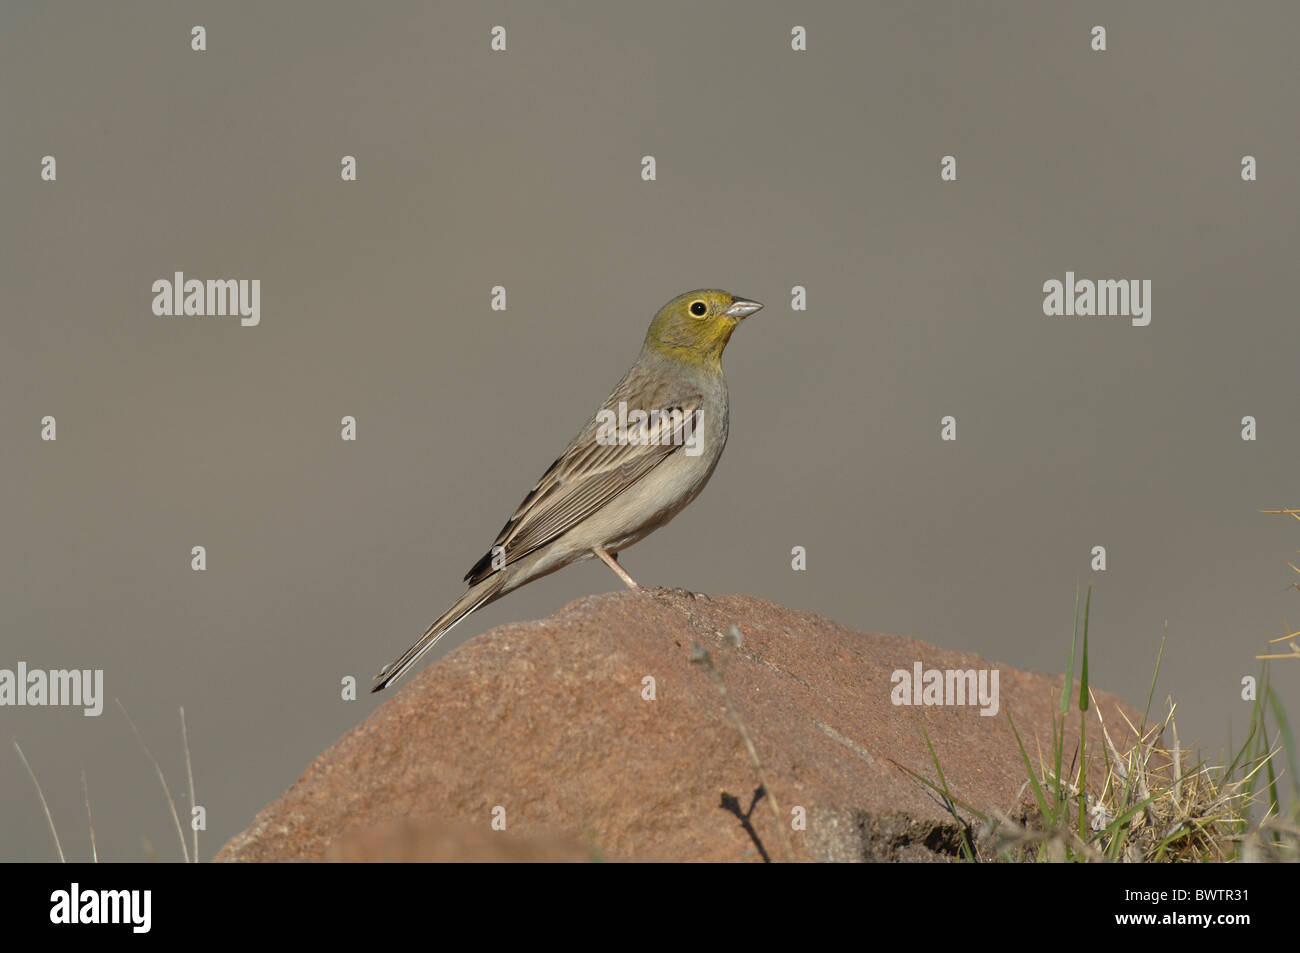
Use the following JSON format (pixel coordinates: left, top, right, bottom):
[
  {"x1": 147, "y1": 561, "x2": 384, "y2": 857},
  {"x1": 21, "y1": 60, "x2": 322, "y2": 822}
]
[{"x1": 593, "y1": 546, "x2": 642, "y2": 590}]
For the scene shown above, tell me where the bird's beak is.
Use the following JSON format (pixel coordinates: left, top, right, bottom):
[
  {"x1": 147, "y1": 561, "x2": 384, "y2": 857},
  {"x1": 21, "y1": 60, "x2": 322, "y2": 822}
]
[{"x1": 724, "y1": 298, "x2": 763, "y2": 319}]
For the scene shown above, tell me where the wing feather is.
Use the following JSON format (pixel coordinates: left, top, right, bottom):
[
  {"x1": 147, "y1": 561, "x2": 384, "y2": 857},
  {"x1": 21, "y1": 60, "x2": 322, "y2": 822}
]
[{"x1": 464, "y1": 390, "x2": 703, "y2": 584}]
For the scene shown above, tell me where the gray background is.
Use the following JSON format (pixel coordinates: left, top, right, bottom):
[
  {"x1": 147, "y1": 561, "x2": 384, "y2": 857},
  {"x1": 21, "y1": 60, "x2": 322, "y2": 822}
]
[{"x1": 2, "y1": 1, "x2": 1297, "y2": 861}]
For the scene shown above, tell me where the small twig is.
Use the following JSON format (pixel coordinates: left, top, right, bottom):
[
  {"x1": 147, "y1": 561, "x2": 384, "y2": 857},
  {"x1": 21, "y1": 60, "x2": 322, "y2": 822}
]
[
  {"x1": 691, "y1": 626, "x2": 795, "y2": 862},
  {"x1": 14, "y1": 741, "x2": 65, "y2": 862}
]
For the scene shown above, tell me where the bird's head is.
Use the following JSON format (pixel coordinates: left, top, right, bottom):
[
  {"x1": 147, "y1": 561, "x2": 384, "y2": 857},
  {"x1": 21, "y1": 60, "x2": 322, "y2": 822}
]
[{"x1": 642, "y1": 289, "x2": 763, "y2": 368}]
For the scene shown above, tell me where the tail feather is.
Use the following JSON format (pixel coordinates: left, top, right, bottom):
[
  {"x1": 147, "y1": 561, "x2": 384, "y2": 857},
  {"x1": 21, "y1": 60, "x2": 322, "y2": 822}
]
[{"x1": 371, "y1": 576, "x2": 505, "y2": 692}]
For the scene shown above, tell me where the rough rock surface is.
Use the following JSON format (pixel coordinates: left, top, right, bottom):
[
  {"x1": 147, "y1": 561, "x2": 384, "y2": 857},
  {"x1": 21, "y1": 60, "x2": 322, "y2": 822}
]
[{"x1": 217, "y1": 591, "x2": 1143, "y2": 862}]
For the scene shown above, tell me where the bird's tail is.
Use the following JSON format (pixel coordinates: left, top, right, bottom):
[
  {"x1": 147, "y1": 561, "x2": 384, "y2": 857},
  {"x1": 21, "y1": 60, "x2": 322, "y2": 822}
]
[{"x1": 371, "y1": 575, "x2": 505, "y2": 692}]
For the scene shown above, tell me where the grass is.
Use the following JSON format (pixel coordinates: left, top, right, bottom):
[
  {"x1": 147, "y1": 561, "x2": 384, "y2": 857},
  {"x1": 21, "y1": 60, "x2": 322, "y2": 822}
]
[
  {"x1": 14, "y1": 703, "x2": 200, "y2": 863},
  {"x1": 902, "y1": 583, "x2": 1298, "y2": 862}
]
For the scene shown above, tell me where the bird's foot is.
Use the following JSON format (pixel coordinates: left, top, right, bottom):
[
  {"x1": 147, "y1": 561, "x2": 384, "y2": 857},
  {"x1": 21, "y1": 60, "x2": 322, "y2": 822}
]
[{"x1": 592, "y1": 547, "x2": 643, "y2": 590}]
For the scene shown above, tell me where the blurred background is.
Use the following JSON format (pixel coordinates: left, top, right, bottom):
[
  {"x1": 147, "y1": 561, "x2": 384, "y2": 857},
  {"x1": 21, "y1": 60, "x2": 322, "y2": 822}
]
[{"x1": 2, "y1": 1, "x2": 1297, "y2": 860}]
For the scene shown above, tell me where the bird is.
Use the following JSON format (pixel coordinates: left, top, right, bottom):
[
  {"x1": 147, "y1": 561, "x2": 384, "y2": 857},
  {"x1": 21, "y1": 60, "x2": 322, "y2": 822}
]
[{"x1": 372, "y1": 289, "x2": 763, "y2": 691}]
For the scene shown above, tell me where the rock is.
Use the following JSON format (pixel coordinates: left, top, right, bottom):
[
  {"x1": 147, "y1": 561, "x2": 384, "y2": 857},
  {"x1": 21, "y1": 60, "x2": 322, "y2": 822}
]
[
  {"x1": 216, "y1": 591, "x2": 1143, "y2": 862},
  {"x1": 324, "y1": 818, "x2": 591, "y2": 862}
]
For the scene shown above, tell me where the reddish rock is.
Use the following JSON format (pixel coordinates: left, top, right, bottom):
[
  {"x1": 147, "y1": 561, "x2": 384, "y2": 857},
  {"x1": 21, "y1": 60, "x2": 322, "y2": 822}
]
[
  {"x1": 325, "y1": 819, "x2": 591, "y2": 863},
  {"x1": 216, "y1": 591, "x2": 1143, "y2": 862}
]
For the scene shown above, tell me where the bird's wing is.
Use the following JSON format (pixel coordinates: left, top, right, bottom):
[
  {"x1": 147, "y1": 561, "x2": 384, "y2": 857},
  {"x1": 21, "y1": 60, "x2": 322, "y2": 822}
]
[{"x1": 464, "y1": 390, "x2": 704, "y2": 585}]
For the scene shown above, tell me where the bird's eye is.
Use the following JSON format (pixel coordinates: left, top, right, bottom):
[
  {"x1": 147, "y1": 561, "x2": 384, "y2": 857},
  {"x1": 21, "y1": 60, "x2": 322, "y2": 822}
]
[{"x1": 689, "y1": 301, "x2": 708, "y2": 317}]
